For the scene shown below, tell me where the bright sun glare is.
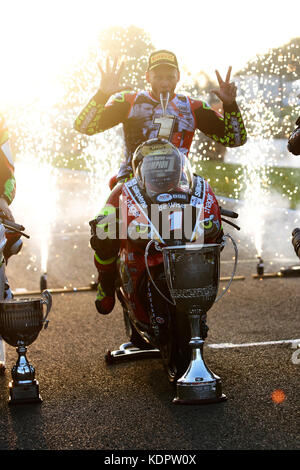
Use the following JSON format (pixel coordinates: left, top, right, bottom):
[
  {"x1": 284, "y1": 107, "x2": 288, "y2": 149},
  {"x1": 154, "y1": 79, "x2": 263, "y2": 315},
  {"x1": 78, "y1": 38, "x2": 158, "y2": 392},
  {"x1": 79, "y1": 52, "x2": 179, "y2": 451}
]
[{"x1": 1, "y1": 0, "x2": 299, "y2": 106}]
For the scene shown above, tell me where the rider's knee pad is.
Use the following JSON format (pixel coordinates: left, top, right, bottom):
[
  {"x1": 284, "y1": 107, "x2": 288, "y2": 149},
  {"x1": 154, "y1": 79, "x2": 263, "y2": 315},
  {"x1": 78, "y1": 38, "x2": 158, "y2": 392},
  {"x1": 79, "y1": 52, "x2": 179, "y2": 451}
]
[
  {"x1": 90, "y1": 208, "x2": 119, "y2": 237},
  {"x1": 89, "y1": 210, "x2": 119, "y2": 258}
]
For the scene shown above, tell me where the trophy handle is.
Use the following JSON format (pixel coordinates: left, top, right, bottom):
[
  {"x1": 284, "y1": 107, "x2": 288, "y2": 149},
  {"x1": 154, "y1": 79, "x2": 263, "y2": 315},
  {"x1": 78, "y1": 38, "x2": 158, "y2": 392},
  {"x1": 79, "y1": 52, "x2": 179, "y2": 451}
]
[
  {"x1": 215, "y1": 233, "x2": 238, "y2": 303},
  {"x1": 41, "y1": 290, "x2": 52, "y2": 329},
  {"x1": 145, "y1": 240, "x2": 176, "y2": 306}
]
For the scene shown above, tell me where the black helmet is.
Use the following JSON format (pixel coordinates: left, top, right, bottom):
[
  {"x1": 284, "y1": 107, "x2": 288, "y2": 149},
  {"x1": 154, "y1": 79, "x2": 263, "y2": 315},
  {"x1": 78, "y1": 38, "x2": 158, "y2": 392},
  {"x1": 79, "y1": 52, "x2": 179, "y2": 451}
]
[{"x1": 132, "y1": 139, "x2": 192, "y2": 198}]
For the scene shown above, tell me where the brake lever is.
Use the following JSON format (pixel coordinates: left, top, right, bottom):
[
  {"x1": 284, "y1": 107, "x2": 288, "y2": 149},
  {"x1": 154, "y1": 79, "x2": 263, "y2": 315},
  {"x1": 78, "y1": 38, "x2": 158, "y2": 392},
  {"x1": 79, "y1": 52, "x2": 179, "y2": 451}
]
[{"x1": 221, "y1": 217, "x2": 240, "y2": 231}]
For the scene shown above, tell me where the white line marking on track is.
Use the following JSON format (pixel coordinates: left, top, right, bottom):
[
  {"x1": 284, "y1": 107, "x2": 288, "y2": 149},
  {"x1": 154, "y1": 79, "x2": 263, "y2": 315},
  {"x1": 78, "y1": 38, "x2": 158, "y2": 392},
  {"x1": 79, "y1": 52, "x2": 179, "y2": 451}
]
[
  {"x1": 221, "y1": 258, "x2": 298, "y2": 264},
  {"x1": 208, "y1": 338, "x2": 300, "y2": 349}
]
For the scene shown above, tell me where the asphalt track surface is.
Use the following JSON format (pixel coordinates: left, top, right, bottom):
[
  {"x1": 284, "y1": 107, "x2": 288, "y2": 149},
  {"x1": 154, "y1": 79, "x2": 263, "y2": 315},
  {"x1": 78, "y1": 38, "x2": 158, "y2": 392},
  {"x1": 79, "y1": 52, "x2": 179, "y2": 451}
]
[{"x1": 0, "y1": 170, "x2": 299, "y2": 454}]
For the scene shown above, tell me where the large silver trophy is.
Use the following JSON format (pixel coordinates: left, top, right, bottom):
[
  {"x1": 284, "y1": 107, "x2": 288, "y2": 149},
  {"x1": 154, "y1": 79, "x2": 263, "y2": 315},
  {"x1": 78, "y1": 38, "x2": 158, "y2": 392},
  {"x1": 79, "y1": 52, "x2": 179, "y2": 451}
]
[
  {"x1": 162, "y1": 240, "x2": 237, "y2": 405},
  {"x1": 0, "y1": 290, "x2": 52, "y2": 405}
]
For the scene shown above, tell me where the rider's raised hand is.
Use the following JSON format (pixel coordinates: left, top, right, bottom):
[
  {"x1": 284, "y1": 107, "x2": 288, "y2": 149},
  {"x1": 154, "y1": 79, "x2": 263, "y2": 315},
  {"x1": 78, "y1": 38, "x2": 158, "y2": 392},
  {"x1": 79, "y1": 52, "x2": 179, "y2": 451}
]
[
  {"x1": 211, "y1": 66, "x2": 237, "y2": 105},
  {"x1": 98, "y1": 57, "x2": 132, "y2": 96}
]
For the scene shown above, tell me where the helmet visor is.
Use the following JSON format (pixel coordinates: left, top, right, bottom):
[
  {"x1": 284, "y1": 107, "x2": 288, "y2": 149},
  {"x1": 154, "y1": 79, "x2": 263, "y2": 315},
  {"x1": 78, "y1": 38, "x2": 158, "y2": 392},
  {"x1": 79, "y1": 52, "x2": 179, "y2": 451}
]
[{"x1": 139, "y1": 150, "x2": 192, "y2": 198}]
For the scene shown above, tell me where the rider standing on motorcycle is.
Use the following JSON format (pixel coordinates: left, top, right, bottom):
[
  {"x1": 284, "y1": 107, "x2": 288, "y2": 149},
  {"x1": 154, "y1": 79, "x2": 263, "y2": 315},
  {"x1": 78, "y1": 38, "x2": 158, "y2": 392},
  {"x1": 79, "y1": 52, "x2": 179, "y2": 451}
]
[{"x1": 74, "y1": 50, "x2": 247, "y2": 314}]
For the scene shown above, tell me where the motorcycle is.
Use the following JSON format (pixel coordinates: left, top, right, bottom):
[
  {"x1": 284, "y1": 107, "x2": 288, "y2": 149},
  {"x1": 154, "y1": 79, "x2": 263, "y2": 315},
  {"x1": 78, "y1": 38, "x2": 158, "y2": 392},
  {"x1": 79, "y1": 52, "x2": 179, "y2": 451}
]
[{"x1": 104, "y1": 138, "x2": 240, "y2": 404}]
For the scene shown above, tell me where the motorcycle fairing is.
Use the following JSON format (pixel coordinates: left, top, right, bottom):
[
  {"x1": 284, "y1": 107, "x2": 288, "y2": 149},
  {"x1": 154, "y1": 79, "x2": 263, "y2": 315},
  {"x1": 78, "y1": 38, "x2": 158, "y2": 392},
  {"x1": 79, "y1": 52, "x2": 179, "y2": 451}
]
[
  {"x1": 118, "y1": 172, "x2": 223, "y2": 331},
  {"x1": 122, "y1": 177, "x2": 201, "y2": 244},
  {"x1": 121, "y1": 177, "x2": 164, "y2": 243},
  {"x1": 118, "y1": 242, "x2": 163, "y2": 325}
]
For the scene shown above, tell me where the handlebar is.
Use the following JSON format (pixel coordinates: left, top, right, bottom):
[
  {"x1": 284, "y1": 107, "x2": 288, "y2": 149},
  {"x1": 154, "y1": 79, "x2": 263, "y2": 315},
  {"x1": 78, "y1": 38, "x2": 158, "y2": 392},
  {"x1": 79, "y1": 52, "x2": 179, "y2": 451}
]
[
  {"x1": 0, "y1": 216, "x2": 30, "y2": 239},
  {"x1": 220, "y1": 207, "x2": 239, "y2": 219},
  {"x1": 219, "y1": 207, "x2": 240, "y2": 231}
]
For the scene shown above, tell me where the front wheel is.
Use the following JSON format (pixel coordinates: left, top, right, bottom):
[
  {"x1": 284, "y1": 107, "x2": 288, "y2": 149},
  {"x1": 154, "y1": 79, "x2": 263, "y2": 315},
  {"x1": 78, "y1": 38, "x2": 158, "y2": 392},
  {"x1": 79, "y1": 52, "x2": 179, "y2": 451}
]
[
  {"x1": 147, "y1": 269, "x2": 191, "y2": 383},
  {"x1": 160, "y1": 310, "x2": 191, "y2": 384}
]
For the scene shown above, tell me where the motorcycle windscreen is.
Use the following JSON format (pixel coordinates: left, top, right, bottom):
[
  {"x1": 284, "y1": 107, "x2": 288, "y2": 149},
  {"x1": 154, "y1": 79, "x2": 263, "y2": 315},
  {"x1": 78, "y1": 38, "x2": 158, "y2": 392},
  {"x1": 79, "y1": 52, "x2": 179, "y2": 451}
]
[{"x1": 140, "y1": 152, "x2": 192, "y2": 199}]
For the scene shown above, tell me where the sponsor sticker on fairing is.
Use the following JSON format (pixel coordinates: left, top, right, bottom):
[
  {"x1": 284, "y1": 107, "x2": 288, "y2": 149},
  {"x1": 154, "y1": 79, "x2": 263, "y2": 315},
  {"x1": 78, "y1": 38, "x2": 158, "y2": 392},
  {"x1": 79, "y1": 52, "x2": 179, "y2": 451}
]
[
  {"x1": 156, "y1": 193, "x2": 173, "y2": 202},
  {"x1": 190, "y1": 195, "x2": 204, "y2": 207}
]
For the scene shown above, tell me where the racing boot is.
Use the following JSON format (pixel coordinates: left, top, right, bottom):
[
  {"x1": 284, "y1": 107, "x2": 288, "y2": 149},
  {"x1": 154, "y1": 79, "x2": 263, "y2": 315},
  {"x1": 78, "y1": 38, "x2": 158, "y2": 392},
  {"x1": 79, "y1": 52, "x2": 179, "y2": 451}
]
[{"x1": 94, "y1": 255, "x2": 117, "y2": 315}]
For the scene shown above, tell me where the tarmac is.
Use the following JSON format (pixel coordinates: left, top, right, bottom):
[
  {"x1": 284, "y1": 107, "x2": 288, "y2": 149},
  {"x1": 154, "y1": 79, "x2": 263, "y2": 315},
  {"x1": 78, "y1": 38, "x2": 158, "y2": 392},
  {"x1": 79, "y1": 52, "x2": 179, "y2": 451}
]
[{"x1": 0, "y1": 169, "x2": 299, "y2": 452}]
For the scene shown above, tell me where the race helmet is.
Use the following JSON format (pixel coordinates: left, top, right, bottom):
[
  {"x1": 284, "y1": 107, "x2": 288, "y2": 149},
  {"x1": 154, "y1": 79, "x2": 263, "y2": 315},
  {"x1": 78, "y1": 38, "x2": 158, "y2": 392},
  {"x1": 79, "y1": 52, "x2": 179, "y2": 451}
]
[{"x1": 132, "y1": 138, "x2": 193, "y2": 199}]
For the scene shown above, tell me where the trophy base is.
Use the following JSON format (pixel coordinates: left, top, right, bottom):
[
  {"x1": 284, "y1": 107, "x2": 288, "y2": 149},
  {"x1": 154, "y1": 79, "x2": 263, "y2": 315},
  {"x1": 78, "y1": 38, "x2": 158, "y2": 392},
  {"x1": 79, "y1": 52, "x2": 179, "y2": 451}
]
[
  {"x1": 173, "y1": 380, "x2": 227, "y2": 405},
  {"x1": 8, "y1": 379, "x2": 43, "y2": 405},
  {"x1": 173, "y1": 394, "x2": 227, "y2": 405}
]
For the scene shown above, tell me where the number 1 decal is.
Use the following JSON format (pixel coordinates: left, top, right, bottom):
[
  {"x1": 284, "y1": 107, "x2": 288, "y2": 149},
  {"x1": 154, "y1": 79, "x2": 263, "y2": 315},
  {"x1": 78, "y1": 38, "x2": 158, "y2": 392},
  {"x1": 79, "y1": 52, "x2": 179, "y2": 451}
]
[{"x1": 154, "y1": 115, "x2": 175, "y2": 140}]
